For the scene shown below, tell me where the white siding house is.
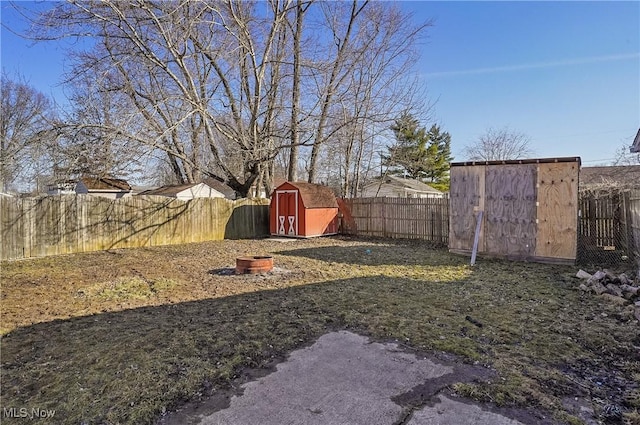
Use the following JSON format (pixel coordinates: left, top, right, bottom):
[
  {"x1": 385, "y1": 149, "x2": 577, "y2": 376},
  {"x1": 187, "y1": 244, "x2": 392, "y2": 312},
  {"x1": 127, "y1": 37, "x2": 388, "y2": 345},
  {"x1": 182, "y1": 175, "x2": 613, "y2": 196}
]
[
  {"x1": 138, "y1": 182, "x2": 231, "y2": 200},
  {"x1": 361, "y1": 175, "x2": 444, "y2": 198},
  {"x1": 75, "y1": 177, "x2": 133, "y2": 199},
  {"x1": 46, "y1": 180, "x2": 76, "y2": 196}
]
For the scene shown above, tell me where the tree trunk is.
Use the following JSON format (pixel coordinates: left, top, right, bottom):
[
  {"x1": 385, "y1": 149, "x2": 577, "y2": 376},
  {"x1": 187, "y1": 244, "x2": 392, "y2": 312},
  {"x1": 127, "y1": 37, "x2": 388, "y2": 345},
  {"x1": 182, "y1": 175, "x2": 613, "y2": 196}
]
[
  {"x1": 308, "y1": 1, "x2": 366, "y2": 183},
  {"x1": 288, "y1": 0, "x2": 305, "y2": 182}
]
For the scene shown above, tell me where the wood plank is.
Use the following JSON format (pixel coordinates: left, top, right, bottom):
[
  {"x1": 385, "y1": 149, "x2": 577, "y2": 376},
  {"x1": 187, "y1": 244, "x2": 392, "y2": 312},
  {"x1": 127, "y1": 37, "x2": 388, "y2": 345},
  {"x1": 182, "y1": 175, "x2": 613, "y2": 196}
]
[
  {"x1": 535, "y1": 161, "x2": 579, "y2": 260},
  {"x1": 449, "y1": 165, "x2": 485, "y2": 251},
  {"x1": 484, "y1": 164, "x2": 537, "y2": 257}
]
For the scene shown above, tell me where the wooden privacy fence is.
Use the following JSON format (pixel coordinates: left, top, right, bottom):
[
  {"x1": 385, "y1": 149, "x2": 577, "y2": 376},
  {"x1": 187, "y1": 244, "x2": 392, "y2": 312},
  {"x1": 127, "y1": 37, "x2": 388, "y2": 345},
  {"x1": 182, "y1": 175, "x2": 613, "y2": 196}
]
[
  {"x1": 340, "y1": 197, "x2": 449, "y2": 244},
  {"x1": 578, "y1": 189, "x2": 640, "y2": 265},
  {"x1": 0, "y1": 195, "x2": 269, "y2": 261}
]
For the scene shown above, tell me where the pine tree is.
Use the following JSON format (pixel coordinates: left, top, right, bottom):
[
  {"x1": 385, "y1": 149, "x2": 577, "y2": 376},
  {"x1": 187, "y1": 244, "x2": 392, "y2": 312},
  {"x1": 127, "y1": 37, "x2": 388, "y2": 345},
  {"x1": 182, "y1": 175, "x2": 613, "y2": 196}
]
[
  {"x1": 424, "y1": 124, "x2": 453, "y2": 191},
  {"x1": 384, "y1": 112, "x2": 429, "y2": 179},
  {"x1": 384, "y1": 113, "x2": 453, "y2": 191}
]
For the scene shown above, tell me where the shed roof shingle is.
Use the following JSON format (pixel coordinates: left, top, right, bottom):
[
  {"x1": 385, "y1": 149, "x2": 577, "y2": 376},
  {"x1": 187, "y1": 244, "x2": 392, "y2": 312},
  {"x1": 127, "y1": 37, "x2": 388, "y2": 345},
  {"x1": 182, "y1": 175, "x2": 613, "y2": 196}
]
[{"x1": 277, "y1": 182, "x2": 338, "y2": 208}]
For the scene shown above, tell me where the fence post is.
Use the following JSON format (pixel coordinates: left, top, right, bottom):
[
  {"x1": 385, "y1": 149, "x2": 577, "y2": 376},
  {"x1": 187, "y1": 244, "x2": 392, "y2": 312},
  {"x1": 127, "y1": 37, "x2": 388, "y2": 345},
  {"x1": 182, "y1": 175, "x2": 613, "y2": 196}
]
[
  {"x1": 471, "y1": 210, "x2": 484, "y2": 266},
  {"x1": 622, "y1": 191, "x2": 632, "y2": 259},
  {"x1": 431, "y1": 210, "x2": 435, "y2": 241},
  {"x1": 382, "y1": 197, "x2": 386, "y2": 238},
  {"x1": 24, "y1": 198, "x2": 34, "y2": 259}
]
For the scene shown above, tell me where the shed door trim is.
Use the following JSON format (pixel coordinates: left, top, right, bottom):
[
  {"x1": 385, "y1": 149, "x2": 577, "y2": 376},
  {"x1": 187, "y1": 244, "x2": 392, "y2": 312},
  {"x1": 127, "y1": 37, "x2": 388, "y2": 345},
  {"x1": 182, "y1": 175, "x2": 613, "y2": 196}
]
[{"x1": 275, "y1": 190, "x2": 299, "y2": 236}]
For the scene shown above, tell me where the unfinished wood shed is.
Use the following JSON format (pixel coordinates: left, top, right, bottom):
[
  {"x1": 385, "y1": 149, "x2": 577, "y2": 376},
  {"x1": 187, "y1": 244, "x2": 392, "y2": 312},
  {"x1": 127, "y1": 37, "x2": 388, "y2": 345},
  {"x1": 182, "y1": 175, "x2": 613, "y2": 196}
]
[
  {"x1": 449, "y1": 157, "x2": 580, "y2": 264},
  {"x1": 270, "y1": 182, "x2": 339, "y2": 238}
]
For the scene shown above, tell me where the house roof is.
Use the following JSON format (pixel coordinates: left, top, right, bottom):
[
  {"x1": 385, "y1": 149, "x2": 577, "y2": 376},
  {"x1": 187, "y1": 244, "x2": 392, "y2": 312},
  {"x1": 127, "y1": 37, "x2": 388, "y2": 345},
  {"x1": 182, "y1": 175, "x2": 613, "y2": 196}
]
[
  {"x1": 79, "y1": 177, "x2": 131, "y2": 191},
  {"x1": 140, "y1": 183, "x2": 199, "y2": 196},
  {"x1": 631, "y1": 128, "x2": 640, "y2": 153},
  {"x1": 364, "y1": 175, "x2": 442, "y2": 194},
  {"x1": 580, "y1": 165, "x2": 640, "y2": 188},
  {"x1": 203, "y1": 178, "x2": 236, "y2": 198},
  {"x1": 130, "y1": 185, "x2": 158, "y2": 194},
  {"x1": 276, "y1": 182, "x2": 338, "y2": 208}
]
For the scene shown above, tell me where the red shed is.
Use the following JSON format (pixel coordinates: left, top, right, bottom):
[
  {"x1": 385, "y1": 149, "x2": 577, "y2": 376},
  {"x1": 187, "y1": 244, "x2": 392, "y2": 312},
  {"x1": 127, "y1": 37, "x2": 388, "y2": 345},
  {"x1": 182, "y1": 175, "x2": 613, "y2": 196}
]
[{"x1": 270, "y1": 182, "x2": 339, "y2": 237}]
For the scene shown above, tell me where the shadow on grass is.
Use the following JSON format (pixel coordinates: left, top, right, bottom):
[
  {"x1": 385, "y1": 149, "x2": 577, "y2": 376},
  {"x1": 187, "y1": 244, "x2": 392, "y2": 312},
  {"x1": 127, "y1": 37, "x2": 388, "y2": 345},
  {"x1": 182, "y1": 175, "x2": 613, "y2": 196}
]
[
  {"x1": 0, "y1": 274, "x2": 478, "y2": 425},
  {"x1": 2, "y1": 269, "x2": 638, "y2": 425}
]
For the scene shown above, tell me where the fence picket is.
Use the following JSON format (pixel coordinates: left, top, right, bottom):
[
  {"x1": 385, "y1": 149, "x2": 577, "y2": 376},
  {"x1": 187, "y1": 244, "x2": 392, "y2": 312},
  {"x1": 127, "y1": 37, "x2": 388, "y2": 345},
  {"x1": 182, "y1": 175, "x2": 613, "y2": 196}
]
[
  {"x1": 340, "y1": 197, "x2": 449, "y2": 244},
  {"x1": 0, "y1": 195, "x2": 269, "y2": 261}
]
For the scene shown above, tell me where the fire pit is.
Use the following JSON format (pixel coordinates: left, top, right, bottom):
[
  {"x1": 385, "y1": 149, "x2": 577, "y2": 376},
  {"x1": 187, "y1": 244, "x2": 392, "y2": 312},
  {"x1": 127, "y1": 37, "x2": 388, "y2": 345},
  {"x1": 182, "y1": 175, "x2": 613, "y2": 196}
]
[{"x1": 235, "y1": 256, "x2": 274, "y2": 274}]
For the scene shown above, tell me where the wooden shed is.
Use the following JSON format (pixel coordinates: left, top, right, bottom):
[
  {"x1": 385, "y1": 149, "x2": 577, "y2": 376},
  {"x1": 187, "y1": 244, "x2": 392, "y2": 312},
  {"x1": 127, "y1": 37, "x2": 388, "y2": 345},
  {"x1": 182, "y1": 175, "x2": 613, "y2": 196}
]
[
  {"x1": 270, "y1": 182, "x2": 339, "y2": 238},
  {"x1": 449, "y1": 157, "x2": 580, "y2": 264}
]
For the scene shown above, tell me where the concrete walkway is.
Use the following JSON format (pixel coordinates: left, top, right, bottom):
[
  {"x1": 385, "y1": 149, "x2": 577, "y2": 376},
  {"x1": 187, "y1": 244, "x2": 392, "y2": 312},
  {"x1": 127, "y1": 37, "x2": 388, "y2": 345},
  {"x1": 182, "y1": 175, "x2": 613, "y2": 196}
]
[{"x1": 160, "y1": 331, "x2": 543, "y2": 425}]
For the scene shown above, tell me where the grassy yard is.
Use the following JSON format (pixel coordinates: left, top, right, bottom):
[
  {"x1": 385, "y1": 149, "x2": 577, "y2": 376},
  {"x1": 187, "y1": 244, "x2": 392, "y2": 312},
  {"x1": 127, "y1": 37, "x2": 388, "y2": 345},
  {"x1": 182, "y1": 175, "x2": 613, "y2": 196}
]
[{"x1": 1, "y1": 236, "x2": 639, "y2": 425}]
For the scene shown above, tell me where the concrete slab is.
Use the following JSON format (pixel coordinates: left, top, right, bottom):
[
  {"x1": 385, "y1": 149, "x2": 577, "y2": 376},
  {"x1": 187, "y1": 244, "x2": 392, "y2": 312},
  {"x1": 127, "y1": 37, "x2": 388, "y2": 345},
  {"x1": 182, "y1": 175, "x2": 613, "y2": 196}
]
[
  {"x1": 160, "y1": 331, "x2": 550, "y2": 425},
  {"x1": 200, "y1": 331, "x2": 451, "y2": 425},
  {"x1": 266, "y1": 237, "x2": 299, "y2": 243},
  {"x1": 407, "y1": 395, "x2": 524, "y2": 425}
]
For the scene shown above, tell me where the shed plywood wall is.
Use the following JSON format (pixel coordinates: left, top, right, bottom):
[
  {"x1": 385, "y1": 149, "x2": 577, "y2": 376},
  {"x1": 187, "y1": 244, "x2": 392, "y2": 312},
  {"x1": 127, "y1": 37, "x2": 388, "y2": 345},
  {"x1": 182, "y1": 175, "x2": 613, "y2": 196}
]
[
  {"x1": 484, "y1": 164, "x2": 537, "y2": 257},
  {"x1": 535, "y1": 162, "x2": 579, "y2": 260},
  {"x1": 449, "y1": 159, "x2": 579, "y2": 263},
  {"x1": 449, "y1": 165, "x2": 485, "y2": 251}
]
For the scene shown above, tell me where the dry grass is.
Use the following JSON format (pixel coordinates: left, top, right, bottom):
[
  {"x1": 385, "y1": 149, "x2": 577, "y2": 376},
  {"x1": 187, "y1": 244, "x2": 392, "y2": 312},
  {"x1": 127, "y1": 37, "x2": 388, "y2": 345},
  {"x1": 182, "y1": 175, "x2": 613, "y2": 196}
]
[{"x1": 1, "y1": 236, "x2": 638, "y2": 424}]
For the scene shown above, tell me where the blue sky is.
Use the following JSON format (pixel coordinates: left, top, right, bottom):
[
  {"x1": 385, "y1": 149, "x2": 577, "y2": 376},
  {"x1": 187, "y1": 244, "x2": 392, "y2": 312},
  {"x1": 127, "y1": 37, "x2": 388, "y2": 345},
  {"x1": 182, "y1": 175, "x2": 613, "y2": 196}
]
[
  {"x1": 1, "y1": 1, "x2": 639, "y2": 165},
  {"x1": 405, "y1": 1, "x2": 640, "y2": 164}
]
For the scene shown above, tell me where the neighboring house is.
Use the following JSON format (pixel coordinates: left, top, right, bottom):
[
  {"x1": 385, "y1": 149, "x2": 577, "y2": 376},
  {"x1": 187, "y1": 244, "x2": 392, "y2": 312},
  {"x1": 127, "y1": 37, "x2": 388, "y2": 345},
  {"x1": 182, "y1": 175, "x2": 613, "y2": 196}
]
[
  {"x1": 631, "y1": 128, "x2": 640, "y2": 153},
  {"x1": 248, "y1": 177, "x2": 287, "y2": 198},
  {"x1": 138, "y1": 182, "x2": 231, "y2": 200},
  {"x1": 46, "y1": 180, "x2": 76, "y2": 196},
  {"x1": 130, "y1": 185, "x2": 159, "y2": 195},
  {"x1": 203, "y1": 178, "x2": 237, "y2": 199},
  {"x1": 580, "y1": 165, "x2": 640, "y2": 190},
  {"x1": 361, "y1": 175, "x2": 444, "y2": 198},
  {"x1": 76, "y1": 177, "x2": 133, "y2": 199}
]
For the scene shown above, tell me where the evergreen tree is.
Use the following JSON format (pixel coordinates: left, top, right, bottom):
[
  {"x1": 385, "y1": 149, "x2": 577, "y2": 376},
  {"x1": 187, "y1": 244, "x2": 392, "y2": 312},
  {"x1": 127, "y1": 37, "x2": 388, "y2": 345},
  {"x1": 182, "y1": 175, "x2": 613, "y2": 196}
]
[
  {"x1": 424, "y1": 124, "x2": 453, "y2": 191},
  {"x1": 384, "y1": 113, "x2": 453, "y2": 191},
  {"x1": 384, "y1": 112, "x2": 429, "y2": 179}
]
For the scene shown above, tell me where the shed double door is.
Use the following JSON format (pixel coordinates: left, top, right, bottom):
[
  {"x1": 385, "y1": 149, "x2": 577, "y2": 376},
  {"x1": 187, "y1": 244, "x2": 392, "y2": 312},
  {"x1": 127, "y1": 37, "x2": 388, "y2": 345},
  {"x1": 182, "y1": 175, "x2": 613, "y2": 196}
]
[{"x1": 276, "y1": 190, "x2": 298, "y2": 236}]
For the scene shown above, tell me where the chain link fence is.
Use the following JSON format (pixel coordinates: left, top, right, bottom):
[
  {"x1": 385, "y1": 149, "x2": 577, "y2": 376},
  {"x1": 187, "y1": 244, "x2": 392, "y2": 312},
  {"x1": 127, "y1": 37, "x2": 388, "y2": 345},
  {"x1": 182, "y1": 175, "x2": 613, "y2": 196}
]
[{"x1": 577, "y1": 189, "x2": 639, "y2": 267}]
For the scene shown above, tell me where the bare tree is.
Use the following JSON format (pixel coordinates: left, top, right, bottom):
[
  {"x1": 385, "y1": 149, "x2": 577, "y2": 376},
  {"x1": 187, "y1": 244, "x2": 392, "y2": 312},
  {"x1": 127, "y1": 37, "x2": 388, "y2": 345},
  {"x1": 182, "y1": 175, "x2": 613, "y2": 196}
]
[
  {"x1": 0, "y1": 72, "x2": 55, "y2": 192},
  {"x1": 50, "y1": 73, "x2": 153, "y2": 182},
  {"x1": 285, "y1": 0, "x2": 309, "y2": 182},
  {"x1": 463, "y1": 127, "x2": 534, "y2": 161},
  {"x1": 28, "y1": 1, "x2": 289, "y2": 195},
  {"x1": 21, "y1": 0, "x2": 431, "y2": 196},
  {"x1": 301, "y1": 1, "x2": 431, "y2": 191},
  {"x1": 612, "y1": 142, "x2": 640, "y2": 166}
]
